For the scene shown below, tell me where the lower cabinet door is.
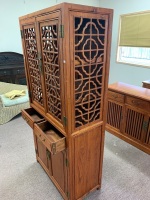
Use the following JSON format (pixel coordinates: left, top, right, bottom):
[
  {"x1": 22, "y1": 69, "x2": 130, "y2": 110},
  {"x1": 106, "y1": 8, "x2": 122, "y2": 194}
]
[
  {"x1": 34, "y1": 133, "x2": 67, "y2": 193},
  {"x1": 51, "y1": 150, "x2": 67, "y2": 192},
  {"x1": 37, "y1": 137, "x2": 49, "y2": 170},
  {"x1": 34, "y1": 135, "x2": 52, "y2": 176}
]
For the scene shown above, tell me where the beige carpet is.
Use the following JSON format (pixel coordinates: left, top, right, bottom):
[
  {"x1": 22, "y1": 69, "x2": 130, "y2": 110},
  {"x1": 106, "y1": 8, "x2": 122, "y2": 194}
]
[{"x1": 0, "y1": 115, "x2": 150, "y2": 200}]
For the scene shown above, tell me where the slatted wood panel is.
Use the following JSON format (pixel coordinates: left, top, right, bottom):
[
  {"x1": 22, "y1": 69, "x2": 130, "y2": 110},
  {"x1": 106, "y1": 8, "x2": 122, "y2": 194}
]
[
  {"x1": 125, "y1": 108, "x2": 144, "y2": 141},
  {"x1": 23, "y1": 26, "x2": 44, "y2": 106},
  {"x1": 73, "y1": 15, "x2": 108, "y2": 128},
  {"x1": 107, "y1": 101, "x2": 123, "y2": 130},
  {"x1": 144, "y1": 118, "x2": 150, "y2": 146}
]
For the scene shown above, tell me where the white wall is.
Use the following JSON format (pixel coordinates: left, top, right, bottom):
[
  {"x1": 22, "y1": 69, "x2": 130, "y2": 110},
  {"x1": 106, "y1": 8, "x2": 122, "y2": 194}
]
[
  {"x1": 0, "y1": 0, "x2": 149, "y2": 86},
  {"x1": 0, "y1": 0, "x2": 100, "y2": 53},
  {"x1": 99, "y1": 0, "x2": 150, "y2": 86}
]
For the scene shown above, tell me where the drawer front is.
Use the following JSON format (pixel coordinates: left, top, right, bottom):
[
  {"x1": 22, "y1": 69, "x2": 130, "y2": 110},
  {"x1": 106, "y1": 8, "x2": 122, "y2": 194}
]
[
  {"x1": 34, "y1": 128, "x2": 56, "y2": 154},
  {"x1": 108, "y1": 90, "x2": 124, "y2": 103},
  {"x1": 22, "y1": 108, "x2": 44, "y2": 129},
  {"x1": 126, "y1": 96, "x2": 150, "y2": 111},
  {"x1": 34, "y1": 122, "x2": 66, "y2": 154},
  {"x1": 22, "y1": 109, "x2": 33, "y2": 128}
]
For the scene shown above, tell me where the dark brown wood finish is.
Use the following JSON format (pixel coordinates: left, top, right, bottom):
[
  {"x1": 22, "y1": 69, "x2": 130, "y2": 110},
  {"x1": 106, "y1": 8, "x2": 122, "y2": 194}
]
[
  {"x1": 20, "y1": 3, "x2": 113, "y2": 200},
  {"x1": 142, "y1": 80, "x2": 150, "y2": 89},
  {"x1": 0, "y1": 52, "x2": 26, "y2": 84},
  {"x1": 106, "y1": 82, "x2": 150, "y2": 155}
]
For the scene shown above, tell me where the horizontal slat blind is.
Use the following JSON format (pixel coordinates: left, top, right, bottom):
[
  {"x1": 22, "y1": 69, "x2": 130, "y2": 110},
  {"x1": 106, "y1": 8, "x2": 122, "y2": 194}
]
[{"x1": 119, "y1": 12, "x2": 150, "y2": 47}]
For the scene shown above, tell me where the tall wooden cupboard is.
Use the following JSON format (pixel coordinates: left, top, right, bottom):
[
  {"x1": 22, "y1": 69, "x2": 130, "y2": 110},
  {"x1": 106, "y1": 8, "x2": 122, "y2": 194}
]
[{"x1": 19, "y1": 3, "x2": 113, "y2": 200}]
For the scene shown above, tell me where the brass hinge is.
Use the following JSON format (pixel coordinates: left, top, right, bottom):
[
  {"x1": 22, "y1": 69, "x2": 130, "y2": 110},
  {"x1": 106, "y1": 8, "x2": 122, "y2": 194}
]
[
  {"x1": 60, "y1": 25, "x2": 64, "y2": 38},
  {"x1": 63, "y1": 116, "x2": 67, "y2": 126},
  {"x1": 46, "y1": 149, "x2": 51, "y2": 160},
  {"x1": 20, "y1": 30, "x2": 23, "y2": 39},
  {"x1": 65, "y1": 158, "x2": 69, "y2": 167},
  {"x1": 142, "y1": 121, "x2": 148, "y2": 131}
]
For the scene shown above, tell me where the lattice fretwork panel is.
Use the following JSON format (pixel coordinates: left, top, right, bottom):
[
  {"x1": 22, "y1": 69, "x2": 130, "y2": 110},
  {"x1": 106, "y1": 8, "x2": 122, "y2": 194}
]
[
  {"x1": 74, "y1": 17, "x2": 107, "y2": 128},
  {"x1": 125, "y1": 108, "x2": 144, "y2": 141},
  {"x1": 107, "y1": 101, "x2": 123, "y2": 130},
  {"x1": 41, "y1": 24, "x2": 61, "y2": 121},
  {"x1": 24, "y1": 27, "x2": 43, "y2": 106}
]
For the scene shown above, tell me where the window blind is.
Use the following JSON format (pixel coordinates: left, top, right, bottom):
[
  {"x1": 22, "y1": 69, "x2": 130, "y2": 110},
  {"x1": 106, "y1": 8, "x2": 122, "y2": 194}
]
[{"x1": 119, "y1": 12, "x2": 150, "y2": 47}]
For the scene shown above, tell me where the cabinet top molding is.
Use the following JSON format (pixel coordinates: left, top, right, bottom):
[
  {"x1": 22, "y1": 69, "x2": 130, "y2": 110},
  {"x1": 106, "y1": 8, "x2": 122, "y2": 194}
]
[
  {"x1": 109, "y1": 82, "x2": 150, "y2": 101},
  {"x1": 19, "y1": 2, "x2": 113, "y2": 21}
]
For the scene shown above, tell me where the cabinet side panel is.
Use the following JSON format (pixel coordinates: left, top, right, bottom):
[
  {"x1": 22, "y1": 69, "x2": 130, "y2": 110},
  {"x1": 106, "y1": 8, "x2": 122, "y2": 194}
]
[
  {"x1": 73, "y1": 126, "x2": 102, "y2": 199},
  {"x1": 69, "y1": 12, "x2": 110, "y2": 131}
]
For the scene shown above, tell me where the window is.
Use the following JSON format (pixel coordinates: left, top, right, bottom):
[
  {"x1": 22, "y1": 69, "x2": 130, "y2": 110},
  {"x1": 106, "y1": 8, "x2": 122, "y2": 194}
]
[{"x1": 117, "y1": 11, "x2": 150, "y2": 68}]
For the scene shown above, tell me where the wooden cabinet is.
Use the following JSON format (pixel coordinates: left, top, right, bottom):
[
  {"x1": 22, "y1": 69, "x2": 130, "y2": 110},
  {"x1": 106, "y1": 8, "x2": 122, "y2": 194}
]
[
  {"x1": 106, "y1": 82, "x2": 150, "y2": 155},
  {"x1": 19, "y1": 3, "x2": 113, "y2": 199},
  {"x1": 0, "y1": 52, "x2": 26, "y2": 84},
  {"x1": 142, "y1": 80, "x2": 150, "y2": 89}
]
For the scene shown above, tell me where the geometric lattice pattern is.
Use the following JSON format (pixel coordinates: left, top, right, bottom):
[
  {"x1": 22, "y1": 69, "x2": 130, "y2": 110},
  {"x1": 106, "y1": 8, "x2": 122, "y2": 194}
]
[
  {"x1": 41, "y1": 24, "x2": 61, "y2": 121},
  {"x1": 74, "y1": 17, "x2": 107, "y2": 128},
  {"x1": 24, "y1": 27, "x2": 44, "y2": 106}
]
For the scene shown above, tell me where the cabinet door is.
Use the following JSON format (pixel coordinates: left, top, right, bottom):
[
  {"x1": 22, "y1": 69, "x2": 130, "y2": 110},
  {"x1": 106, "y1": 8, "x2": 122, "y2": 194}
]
[
  {"x1": 36, "y1": 12, "x2": 65, "y2": 129},
  {"x1": 37, "y1": 137, "x2": 48, "y2": 169},
  {"x1": 124, "y1": 106, "x2": 146, "y2": 142},
  {"x1": 21, "y1": 13, "x2": 65, "y2": 129},
  {"x1": 51, "y1": 150, "x2": 67, "y2": 193},
  {"x1": 69, "y1": 12, "x2": 109, "y2": 130},
  {"x1": 21, "y1": 20, "x2": 45, "y2": 112},
  {"x1": 34, "y1": 134, "x2": 52, "y2": 176},
  {"x1": 107, "y1": 100, "x2": 124, "y2": 132}
]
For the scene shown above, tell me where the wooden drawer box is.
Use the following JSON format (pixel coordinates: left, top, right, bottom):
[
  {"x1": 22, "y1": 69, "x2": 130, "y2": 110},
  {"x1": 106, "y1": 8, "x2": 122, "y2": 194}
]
[
  {"x1": 108, "y1": 90, "x2": 124, "y2": 103},
  {"x1": 22, "y1": 108, "x2": 44, "y2": 128},
  {"x1": 34, "y1": 121, "x2": 66, "y2": 155},
  {"x1": 125, "y1": 96, "x2": 150, "y2": 112}
]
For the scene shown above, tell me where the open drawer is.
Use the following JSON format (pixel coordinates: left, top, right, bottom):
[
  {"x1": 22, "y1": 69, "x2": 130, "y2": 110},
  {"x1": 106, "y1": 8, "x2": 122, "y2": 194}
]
[
  {"x1": 34, "y1": 121, "x2": 66, "y2": 155},
  {"x1": 22, "y1": 108, "x2": 44, "y2": 129}
]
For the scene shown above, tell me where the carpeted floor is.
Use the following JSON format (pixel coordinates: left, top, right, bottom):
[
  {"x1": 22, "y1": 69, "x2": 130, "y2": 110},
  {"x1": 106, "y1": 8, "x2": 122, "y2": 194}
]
[{"x1": 0, "y1": 115, "x2": 150, "y2": 200}]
